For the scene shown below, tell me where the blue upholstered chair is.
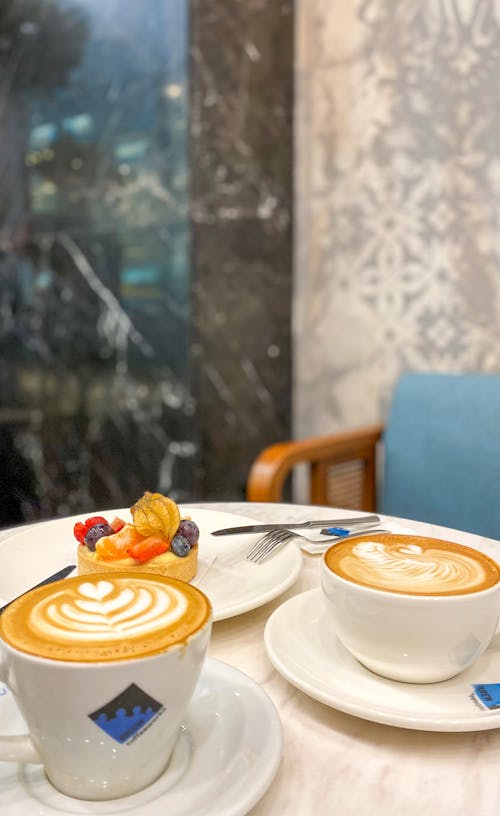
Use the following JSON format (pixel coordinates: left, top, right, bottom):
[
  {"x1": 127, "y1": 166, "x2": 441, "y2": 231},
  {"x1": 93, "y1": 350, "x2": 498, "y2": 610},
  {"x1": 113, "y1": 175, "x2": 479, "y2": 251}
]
[{"x1": 247, "y1": 373, "x2": 500, "y2": 540}]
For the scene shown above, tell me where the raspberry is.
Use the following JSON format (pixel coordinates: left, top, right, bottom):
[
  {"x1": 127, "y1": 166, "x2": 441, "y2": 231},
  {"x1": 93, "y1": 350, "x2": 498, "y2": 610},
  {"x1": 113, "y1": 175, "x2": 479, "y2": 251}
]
[
  {"x1": 85, "y1": 516, "x2": 108, "y2": 530},
  {"x1": 73, "y1": 521, "x2": 87, "y2": 543}
]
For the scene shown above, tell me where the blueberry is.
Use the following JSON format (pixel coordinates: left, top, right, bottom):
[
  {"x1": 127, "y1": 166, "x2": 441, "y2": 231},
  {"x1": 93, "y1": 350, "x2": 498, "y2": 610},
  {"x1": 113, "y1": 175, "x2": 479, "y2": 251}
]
[
  {"x1": 84, "y1": 523, "x2": 114, "y2": 551},
  {"x1": 178, "y1": 519, "x2": 199, "y2": 547},
  {"x1": 171, "y1": 534, "x2": 190, "y2": 557}
]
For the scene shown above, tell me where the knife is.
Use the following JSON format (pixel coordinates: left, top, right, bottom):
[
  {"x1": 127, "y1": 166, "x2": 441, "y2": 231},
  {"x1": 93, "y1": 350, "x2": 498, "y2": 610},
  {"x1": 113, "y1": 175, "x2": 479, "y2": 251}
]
[
  {"x1": 0, "y1": 564, "x2": 76, "y2": 614},
  {"x1": 211, "y1": 515, "x2": 381, "y2": 536}
]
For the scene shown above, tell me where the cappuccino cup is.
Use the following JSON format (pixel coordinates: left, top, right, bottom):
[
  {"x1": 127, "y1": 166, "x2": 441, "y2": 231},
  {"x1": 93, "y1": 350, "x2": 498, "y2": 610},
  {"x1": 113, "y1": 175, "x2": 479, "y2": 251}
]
[
  {"x1": 321, "y1": 533, "x2": 500, "y2": 683},
  {"x1": 0, "y1": 571, "x2": 212, "y2": 799}
]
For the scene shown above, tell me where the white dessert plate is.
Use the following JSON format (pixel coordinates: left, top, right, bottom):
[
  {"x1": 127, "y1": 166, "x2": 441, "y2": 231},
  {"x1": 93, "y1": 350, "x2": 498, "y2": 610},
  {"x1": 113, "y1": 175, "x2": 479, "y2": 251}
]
[
  {"x1": 265, "y1": 588, "x2": 500, "y2": 732},
  {"x1": 0, "y1": 507, "x2": 302, "y2": 621},
  {"x1": 0, "y1": 657, "x2": 282, "y2": 815}
]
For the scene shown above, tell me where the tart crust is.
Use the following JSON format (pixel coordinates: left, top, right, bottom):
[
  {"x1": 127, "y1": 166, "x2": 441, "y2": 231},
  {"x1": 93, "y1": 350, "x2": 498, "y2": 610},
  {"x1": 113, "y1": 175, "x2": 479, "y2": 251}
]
[{"x1": 77, "y1": 543, "x2": 198, "y2": 583}]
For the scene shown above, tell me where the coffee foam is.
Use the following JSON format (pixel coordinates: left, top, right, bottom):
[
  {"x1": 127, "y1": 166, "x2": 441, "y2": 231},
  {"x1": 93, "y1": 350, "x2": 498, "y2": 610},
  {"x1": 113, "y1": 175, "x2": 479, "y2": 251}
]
[
  {"x1": 325, "y1": 534, "x2": 500, "y2": 596},
  {"x1": 0, "y1": 572, "x2": 211, "y2": 662}
]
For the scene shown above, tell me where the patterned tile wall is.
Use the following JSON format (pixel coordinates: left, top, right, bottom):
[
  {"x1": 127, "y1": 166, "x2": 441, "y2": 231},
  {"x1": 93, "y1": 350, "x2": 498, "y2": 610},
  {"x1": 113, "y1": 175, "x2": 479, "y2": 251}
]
[{"x1": 294, "y1": 0, "x2": 500, "y2": 438}]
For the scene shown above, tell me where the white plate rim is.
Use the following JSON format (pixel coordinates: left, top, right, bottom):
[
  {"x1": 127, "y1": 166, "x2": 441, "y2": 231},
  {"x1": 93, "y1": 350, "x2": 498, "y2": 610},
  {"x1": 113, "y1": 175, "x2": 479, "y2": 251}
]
[
  {"x1": 0, "y1": 656, "x2": 282, "y2": 816},
  {"x1": 265, "y1": 588, "x2": 500, "y2": 732},
  {"x1": 0, "y1": 506, "x2": 302, "y2": 622}
]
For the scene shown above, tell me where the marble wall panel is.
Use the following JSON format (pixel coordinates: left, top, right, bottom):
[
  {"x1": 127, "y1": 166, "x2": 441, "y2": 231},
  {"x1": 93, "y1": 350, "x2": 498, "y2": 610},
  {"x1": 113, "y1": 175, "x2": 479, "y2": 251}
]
[
  {"x1": 0, "y1": 0, "x2": 294, "y2": 524},
  {"x1": 190, "y1": 0, "x2": 293, "y2": 500},
  {"x1": 0, "y1": 0, "x2": 195, "y2": 523}
]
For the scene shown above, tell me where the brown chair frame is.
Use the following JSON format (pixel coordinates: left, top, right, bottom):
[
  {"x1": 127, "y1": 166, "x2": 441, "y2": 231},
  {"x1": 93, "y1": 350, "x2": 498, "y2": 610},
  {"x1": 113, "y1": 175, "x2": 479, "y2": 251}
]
[{"x1": 246, "y1": 423, "x2": 384, "y2": 510}]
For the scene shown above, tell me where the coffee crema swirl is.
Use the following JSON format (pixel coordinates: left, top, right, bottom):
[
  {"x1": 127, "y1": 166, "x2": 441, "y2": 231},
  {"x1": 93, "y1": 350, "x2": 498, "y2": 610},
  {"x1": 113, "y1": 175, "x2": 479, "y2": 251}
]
[
  {"x1": 0, "y1": 572, "x2": 211, "y2": 662},
  {"x1": 325, "y1": 534, "x2": 500, "y2": 596}
]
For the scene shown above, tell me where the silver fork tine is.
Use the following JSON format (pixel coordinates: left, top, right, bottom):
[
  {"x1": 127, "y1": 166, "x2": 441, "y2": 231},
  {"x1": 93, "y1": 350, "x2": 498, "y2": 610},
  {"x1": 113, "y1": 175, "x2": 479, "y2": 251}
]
[
  {"x1": 246, "y1": 529, "x2": 294, "y2": 563},
  {"x1": 246, "y1": 531, "x2": 283, "y2": 564},
  {"x1": 247, "y1": 529, "x2": 287, "y2": 556},
  {"x1": 246, "y1": 529, "x2": 285, "y2": 562},
  {"x1": 246, "y1": 525, "x2": 392, "y2": 564},
  {"x1": 257, "y1": 530, "x2": 295, "y2": 562}
]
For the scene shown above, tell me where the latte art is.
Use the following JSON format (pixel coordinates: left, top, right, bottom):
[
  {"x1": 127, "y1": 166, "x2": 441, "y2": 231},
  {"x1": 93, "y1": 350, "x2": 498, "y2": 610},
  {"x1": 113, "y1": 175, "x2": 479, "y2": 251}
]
[
  {"x1": 0, "y1": 572, "x2": 211, "y2": 662},
  {"x1": 345, "y1": 541, "x2": 488, "y2": 593},
  {"x1": 325, "y1": 534, "x2": 500, "y2": 596},
  {"x1": 31, "y1": 580, "x2": 188, "y2": 643}
]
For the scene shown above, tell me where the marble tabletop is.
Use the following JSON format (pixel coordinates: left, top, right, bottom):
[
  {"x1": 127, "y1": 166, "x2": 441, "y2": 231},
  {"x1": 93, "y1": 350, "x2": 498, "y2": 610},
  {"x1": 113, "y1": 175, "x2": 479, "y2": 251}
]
[
  {"x1": 184, "y1": 501, "x2": 500, "y2": 816},
  {"x1": 2, "y1": 501, "x2": 500, "y2": 815}
]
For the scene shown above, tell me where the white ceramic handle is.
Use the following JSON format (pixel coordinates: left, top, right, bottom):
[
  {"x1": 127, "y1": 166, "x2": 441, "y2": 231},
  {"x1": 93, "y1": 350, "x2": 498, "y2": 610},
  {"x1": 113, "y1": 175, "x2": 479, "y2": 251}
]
[{"x1": 0, "y1": 651, "x2": 41, "y2": 763}]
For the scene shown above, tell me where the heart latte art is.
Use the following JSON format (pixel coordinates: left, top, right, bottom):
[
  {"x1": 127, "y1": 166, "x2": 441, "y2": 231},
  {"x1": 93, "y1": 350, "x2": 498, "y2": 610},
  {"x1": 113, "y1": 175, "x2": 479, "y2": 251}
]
[
  {"x1": 325, "y1": 534, "x2": 500, "y2": 595},
  {"x1": 0, "y1": 572, "x2": 211, "y2": 662}
]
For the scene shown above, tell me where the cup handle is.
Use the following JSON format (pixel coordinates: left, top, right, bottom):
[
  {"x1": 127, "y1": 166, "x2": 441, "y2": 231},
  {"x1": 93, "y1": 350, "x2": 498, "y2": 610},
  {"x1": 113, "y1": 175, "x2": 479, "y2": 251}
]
[{"x1": 0, "y1": 651, "x2": 41, "y2": 763}]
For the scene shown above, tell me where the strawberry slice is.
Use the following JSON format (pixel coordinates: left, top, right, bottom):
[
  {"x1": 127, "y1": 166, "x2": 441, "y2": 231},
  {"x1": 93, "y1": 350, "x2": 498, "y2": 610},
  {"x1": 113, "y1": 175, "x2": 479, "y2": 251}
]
[
  {"x1": 128, "y1": 535, "x2": 169, "y2": 564},
  {"x1": 109, "y1": 516, "x2": 126, "y2": 533}
]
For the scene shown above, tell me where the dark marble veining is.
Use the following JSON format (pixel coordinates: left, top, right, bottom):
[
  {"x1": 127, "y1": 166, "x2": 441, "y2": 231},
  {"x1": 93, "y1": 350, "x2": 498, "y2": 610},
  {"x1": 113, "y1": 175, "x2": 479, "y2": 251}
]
[
  {"x1": 190, "y1": 0, "x2": 293, "y2": 499},
  {"x1": 0, "y1": 0, "x2": 195, "y2": 524},
  {"x1": 0, "y1": 0, "x2": 293, "y2": 525}
]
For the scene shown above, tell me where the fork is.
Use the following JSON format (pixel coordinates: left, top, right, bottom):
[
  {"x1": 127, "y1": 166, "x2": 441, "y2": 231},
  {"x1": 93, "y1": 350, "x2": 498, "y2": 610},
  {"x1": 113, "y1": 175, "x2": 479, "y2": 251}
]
[{"x1": 246, "y1": 527, "x2": 390, "y2": 564}]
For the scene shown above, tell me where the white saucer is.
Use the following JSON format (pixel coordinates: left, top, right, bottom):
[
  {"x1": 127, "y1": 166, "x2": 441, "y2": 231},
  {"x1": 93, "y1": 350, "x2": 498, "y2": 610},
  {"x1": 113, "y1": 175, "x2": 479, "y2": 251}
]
[
  {"x1": 0, "y1": 657, "x2": 282, "y2": 815},
  {"x1": 265, "y1": 588, "x2": 500, "y2": 732},
  {"x1": 0, "y1": 507, "x2": 302, "y2": 621}
]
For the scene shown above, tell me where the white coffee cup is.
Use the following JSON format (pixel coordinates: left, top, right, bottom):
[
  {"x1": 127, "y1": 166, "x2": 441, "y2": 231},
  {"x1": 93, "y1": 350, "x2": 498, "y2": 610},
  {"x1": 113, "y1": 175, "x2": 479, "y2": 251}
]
[
  {"x1": 321, "y1": 533, "x2": 500, "y2": 683},
  {"x1": 0, "y1": 572, "x2": 212, "y2": 799}
]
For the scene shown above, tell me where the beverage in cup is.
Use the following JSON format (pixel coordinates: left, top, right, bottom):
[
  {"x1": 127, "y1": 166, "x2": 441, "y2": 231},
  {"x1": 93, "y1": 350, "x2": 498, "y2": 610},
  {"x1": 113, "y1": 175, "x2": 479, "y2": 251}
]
[
  {"x1": 322, "y1": 533, "x2": 500, "y2": 683},
  {"x1": 0, "y1": 571, "x2": 212, "y2": 799}
]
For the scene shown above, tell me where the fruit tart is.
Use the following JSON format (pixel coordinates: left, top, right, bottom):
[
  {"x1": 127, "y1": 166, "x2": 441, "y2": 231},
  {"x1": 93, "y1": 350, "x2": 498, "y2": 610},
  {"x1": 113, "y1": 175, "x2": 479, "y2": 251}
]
[{"x1": 75, "y1": 492, "x2": 199, "y2": 583}]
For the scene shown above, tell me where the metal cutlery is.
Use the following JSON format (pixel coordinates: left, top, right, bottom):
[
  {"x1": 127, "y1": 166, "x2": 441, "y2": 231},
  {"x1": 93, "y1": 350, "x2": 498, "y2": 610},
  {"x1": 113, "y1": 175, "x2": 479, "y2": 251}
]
[
  {"x1": 246, "y1": 528, "x2": 390, "y2": 564},
  {"x1": 0, "y1": 564, "x2": 76, "y2": 614},
  {"x1": 211, "y1": 515, "x2": 381, "y2": 536}
]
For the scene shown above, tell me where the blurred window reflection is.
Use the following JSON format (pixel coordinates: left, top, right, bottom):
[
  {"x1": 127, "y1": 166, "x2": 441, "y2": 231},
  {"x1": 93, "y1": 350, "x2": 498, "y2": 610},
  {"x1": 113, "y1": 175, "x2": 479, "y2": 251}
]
[{"x1": 0, "y1": 0, "x2": 193, "y2": 521}]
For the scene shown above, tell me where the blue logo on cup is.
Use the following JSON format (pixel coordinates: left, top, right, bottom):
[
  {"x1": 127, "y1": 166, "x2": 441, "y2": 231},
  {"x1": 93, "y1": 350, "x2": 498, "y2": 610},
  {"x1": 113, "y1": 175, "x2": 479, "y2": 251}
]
[{"x1": 89, "y1": 683, "x2": 165, "y2": 743}]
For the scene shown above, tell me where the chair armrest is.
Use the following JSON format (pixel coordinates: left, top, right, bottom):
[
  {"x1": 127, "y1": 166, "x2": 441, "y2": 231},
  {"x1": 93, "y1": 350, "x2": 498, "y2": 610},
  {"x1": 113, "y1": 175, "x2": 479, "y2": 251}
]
[{"x1": 246, "y1": 424, "x2": 384, "y2": 506}]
